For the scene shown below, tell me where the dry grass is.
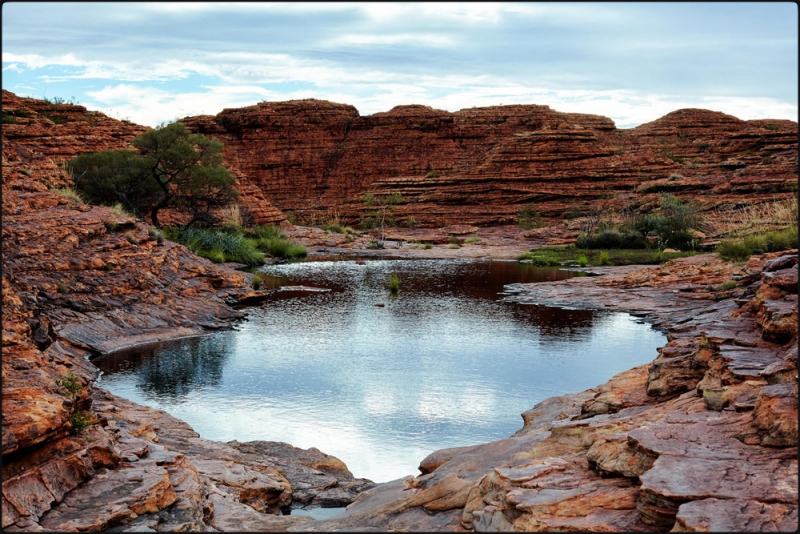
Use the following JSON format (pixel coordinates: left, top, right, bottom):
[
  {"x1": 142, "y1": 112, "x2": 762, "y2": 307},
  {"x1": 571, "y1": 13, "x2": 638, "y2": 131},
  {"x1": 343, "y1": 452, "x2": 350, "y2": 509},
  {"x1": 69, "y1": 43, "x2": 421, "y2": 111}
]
[
  {"x1": 221, "y1": 204, "x2": 243, "y2": 228},
  {"x1": 705, "y1": 197, "x2": 797, "y2": 238}
]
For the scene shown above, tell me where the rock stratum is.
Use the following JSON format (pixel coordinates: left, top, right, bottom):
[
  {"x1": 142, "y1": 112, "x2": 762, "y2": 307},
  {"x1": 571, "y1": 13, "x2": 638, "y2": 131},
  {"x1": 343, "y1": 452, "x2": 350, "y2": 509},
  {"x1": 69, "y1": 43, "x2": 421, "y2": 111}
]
[
  {"x1": 181, "y1": 99, "x2": 797, "y2": 231},
  {"x1": 2, "y1": 90, "x2": 798, "y2": 531}
]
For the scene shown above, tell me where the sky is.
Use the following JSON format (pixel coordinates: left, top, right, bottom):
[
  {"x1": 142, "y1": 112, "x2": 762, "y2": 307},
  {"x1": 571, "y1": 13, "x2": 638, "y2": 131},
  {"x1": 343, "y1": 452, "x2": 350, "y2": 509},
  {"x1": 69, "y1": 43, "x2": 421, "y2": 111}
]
[{"x1": 2, "y1": 2, "x2": 797, "y2": 128}]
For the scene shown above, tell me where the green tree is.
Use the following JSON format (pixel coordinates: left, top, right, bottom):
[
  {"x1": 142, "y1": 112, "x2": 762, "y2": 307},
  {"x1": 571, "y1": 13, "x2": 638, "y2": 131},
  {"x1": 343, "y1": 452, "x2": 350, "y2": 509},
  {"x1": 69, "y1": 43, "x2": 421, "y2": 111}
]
[{"x1": 70, "y1": 122, "x2": 237, "y2": 228}]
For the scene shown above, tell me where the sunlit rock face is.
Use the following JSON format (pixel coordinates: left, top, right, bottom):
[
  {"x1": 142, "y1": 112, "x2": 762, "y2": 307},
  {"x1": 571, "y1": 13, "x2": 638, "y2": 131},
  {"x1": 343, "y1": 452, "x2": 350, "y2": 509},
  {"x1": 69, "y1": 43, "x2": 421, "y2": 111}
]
[{"x1": 183, "y1": 101, "x2": 797, "y2": 230}]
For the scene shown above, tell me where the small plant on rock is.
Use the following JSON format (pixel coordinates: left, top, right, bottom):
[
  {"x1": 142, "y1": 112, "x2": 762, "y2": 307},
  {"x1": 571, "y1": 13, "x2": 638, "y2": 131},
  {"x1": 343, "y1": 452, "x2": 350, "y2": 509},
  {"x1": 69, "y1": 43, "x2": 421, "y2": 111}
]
[
  {"x1": 56, "y1": 282, "x2": 70, "y2": 294},
  {"x1": 577, "y1": 255, "x2": 588, "y2": 267},
  {"x1": 252, "y1": 272, "x2": 265, "y2": 290},
  {"x1": 598, "y1": 251, "x2": 611, "y2": 266},
  {"x1": 55, "y1": 370, "x2": 82, "y2": 396},
  {"x1": 68, "y1": 410, "x2": 95, "y2": 435},
  {"x1": 388, "y1": 274, "x2": 400, "y2": 294}
]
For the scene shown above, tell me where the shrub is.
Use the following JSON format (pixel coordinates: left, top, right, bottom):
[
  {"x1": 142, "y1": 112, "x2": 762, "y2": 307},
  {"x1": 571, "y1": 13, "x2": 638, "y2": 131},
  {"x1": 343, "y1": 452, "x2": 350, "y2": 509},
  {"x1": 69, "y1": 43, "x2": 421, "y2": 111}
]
[
  {"x1": 55, "y1": 370, "x2": 82, "y2": 396},
  {"x1": 388, "y1": 274, "x2": 400, "y2": 293},
  {"x1": 252, "y1": 272, "x2": 265, "y2": 290},
  {"x1": 448, "y1": 236, "x2": 461, "y2": 247},
  {"x1": 716, "y1": 226, "x2": 797, "y2": 261},
  {"x1": 598, "y1": 251, "x2": 610, "y2": 265},
  {"x1": 104, "y1": 221, "x2": 119, "y2": 232},
  {"x1": 577, "y1": 255, "x2": 588, "y2": 267},
  {"x1": 256, "y1": 236, "x2": 307, "y2": 259},
  {"x1": 56, "y1": 282, "x2": 70, "y2": 294},
  {"x1": 422, "y1": 243, "x2": 433, "y2": 249},
  {"x1": 517, "y1": 251, "x2": 560, "y2": 266},
  {"x1": 426, "y1": 169, "x2": 440, "y2": 178},
  {"x1": 148, "y1": 227, "x2": 164, "y2": 244},
  {"x1": 577, "y1": 230, "x2": 647, "y2": 250},
  {"x1": 68, "y1": 411, "x2": 95, "y2": 435},
  {"x1": 177, "y1": 227, "x2": 265, "y2": 266},
  {"x1": 464, "y1": 237, "x2": 480, "y2": 244},
  {"x1": 250, "y1": 225, "x2": 284, "y2": 240},
  {"x1": 517, "y1": 204, "x2": 543, "y2": 230},
  {"x1": 2, "y1": 114, "x2": 18, "y2": 124}
]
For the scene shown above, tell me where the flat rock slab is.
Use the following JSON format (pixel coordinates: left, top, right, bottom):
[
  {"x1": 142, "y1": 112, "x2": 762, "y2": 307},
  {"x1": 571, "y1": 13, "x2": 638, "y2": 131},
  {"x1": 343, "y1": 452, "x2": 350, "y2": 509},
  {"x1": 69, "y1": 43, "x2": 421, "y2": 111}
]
[
  {"x1": 38, "y1": 465, "x2": 177, "y2": 531},
  {"x1": 674, "y1": 498, "x2": 798, "y2": 532}
]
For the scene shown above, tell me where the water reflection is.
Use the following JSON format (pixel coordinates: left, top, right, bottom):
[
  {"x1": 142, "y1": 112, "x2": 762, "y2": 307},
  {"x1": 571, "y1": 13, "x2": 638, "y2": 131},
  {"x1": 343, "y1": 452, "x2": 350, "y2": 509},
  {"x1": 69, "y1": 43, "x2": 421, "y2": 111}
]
[
  {"x1": 94, "y1": 335, "x2": 233, "y2": 403},
  {"x1": 95, "y1": 259, "x2": 665, "y2": 483}
]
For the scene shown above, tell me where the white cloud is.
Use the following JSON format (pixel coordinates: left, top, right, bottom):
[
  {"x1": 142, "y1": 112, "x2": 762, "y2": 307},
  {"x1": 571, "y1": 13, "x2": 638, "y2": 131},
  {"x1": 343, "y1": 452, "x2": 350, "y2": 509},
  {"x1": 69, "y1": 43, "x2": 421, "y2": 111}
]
[{"x1": 323, "y1": 33, "x2": 455, "y2": 48}]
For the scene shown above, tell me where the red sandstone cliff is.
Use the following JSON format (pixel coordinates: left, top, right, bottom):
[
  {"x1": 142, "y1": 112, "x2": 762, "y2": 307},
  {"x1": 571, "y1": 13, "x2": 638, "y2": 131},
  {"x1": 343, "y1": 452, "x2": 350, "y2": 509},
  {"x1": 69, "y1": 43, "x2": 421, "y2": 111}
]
[{"x1": 182, "y1": 100, "x2": 797, "y2": 229}]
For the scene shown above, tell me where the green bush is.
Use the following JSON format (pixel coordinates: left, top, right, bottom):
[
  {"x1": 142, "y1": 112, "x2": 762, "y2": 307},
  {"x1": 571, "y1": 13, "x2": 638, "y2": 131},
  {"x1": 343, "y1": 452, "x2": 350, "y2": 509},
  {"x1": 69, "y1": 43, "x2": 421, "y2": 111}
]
[
  {"x1": 56, "y1": 371, "x2": 82, "y2": 396},
  {"x1": 517, "y1": 251, "x2": 560, "y2": 266},
  {"x1": 175, "y1": 227, "x2": 265, "y2": 266},
  {"x1": 716, "y1": 226, "x2": 797, "y2": 261},
  {"x1": 250, "y1": 225, "x2": 284, "y2": 240},
  {"x1": 598, "y1": 251, "x2": 610, "y2": 265},
  {"x1": 68, "y1": 411, "x2": 94, "y2": 435},
  {"x1": 56, "y1": 282, "x2": 70, "y2": 294},
  {"x1": 257, "y1": 237, "x2": 307, "y2": 258},
  {"x1": 577, "y1": 230, "x2": 647, "y2": 249},
  {"x1": 388, "y1": 274, "x2": 400, "y2": 293},
  {"x1": 422, "y1": 243, "x2": 433, "y2": 249},
  {"x1": 577, "y1": 255, "x2": 588, "y2": 267},
  {"x1": 426, "y1": 169, "x2": 439, "y2": 178},
  {"x1": 252, "y1": 272, "x2": 265, "y2": 290}
]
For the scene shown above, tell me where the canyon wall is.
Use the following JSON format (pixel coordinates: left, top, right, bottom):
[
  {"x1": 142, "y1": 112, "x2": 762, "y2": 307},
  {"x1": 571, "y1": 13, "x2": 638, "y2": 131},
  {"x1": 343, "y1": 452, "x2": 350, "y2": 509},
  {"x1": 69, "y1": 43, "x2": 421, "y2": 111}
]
[{"x1": 182, "y1": 100, "x2": 797, "y2": 228}]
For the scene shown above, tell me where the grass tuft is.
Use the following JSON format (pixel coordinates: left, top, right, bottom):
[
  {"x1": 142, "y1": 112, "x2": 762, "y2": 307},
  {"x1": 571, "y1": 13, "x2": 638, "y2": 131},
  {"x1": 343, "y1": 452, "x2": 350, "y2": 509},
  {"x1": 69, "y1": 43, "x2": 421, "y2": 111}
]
[{"x1": 388, "y1": 274, "x2": 400, "y2": 293}]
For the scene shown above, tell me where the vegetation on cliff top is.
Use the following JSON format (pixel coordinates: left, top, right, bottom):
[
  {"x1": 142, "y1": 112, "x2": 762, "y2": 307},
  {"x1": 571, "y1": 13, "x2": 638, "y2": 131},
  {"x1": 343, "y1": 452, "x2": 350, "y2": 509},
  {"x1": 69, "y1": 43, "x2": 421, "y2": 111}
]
[{"x1": 69, "y1": 121, "x2": 237, "y2": 228}]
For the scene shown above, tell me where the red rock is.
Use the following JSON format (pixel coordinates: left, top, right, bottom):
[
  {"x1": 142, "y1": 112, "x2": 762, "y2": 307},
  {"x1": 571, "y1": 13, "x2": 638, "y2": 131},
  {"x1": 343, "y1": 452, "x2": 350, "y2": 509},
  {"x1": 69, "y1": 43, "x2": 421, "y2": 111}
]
[{"x1": 673, "y1": 498, "x2": 798, "y2": 532}]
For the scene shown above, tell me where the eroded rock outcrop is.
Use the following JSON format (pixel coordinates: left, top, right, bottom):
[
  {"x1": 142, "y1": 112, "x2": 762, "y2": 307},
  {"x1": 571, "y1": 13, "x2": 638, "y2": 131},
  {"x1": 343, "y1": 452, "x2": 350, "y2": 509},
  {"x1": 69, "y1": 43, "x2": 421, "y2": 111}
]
[{"x1": 183, "y1": 101, "x2": 797, "y2": 231}]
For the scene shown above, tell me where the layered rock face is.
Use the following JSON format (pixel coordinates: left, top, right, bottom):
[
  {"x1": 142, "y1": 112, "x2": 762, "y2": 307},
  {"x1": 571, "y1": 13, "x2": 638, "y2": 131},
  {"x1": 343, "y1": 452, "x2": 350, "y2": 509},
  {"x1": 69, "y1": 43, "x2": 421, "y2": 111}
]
[
  {"x1": 1, "y1": 90, "x2": 286, "y2": 228},
  {"x1": 183, "y1": 101, "x2": 797, "y2": 228}
]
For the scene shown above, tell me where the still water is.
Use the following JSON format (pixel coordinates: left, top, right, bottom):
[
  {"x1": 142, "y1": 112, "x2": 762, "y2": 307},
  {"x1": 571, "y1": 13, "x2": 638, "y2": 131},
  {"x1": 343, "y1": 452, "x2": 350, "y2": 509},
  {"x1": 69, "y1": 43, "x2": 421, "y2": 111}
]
[{"x1": 94, "y1": 258, "x2": 665, "y2": 483}]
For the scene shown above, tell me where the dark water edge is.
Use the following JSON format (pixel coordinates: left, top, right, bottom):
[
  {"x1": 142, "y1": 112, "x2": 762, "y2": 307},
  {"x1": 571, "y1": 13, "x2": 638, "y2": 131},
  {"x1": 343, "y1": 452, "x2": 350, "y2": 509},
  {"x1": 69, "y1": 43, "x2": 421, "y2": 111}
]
[{"x1": 94, "y1": 258, "x2": 666, "y2": 483}]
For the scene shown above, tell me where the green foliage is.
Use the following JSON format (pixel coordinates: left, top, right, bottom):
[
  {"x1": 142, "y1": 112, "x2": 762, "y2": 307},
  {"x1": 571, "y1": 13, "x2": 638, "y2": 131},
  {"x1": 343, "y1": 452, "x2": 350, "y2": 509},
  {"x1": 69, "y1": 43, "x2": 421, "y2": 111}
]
[
  {"x1": 422, "y1": 242, "x2": 433, "y2": 249},
  {"x1": 577, "y1": 255, "x2": 588, "y2": 267},
  {"x1": 68, "y1": 411, "x2": 94, "y2": 435},
  {"x1": 250, "y1": 225, "x2": 285, "y2": 240},
  {"x1": 464, "y1": 237, "x2": 480, "y2": 244},
  {"x1": 576, "y1": 230, "x2": 647, "y2": 249},
  {"x1": 55, "y1": 370, "x2": 82, "y2": 396},
  {"x1": 360, "y1": 216, "x2": 377, "y2": 230},
  {"x1": 713, "y1": 279, "x2": 737, "y2": 291},
  {"x1": 257, "y1": 237, "x2": 307, "y2": 259},
  {"x1": 716, "y1": 226, "x2": 798, "y2": 261},
  {"x1": 2, "y1": 114, "x2": 18, "y2": 124},
  {"x1": 517, "y1": 204, "x2": 543, "y2": 230},
  {"x1": 70, "y1": 122, "x2": 237, "y2": 228},
  {"x1": 171, "y1": 226, "x2": 265, "y2": 266},
  {"x1": 125, "y1": 231, "x2": 139, "y2": 245},
  {"x1": 56, "y1": 282, "x2": 70, "y2": 294},
  {"x1": 405, "y1": 216, "x2": 419, "y2": 228},
  {"x1": 252, "y1": 272, "x2": 265, "y2": 290},
  {"x1": 388, "y1": 274, "x2": 400, "y2": 293},
  {"x1": 426, "y1": 169, "x2": 440, "y2": 178},
  {"x1": 148, "y1": 227, "x2": 164, "y2": 244},
  {"x1": 517, "y1": 251, "x2": 560, "y2": 266},
  {"x1": 103, "y1": 221, "x2": 119, "y2": 232},
  {"x1": 598, "y1": 251, "x2": 610, "y2": 265}
]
